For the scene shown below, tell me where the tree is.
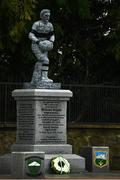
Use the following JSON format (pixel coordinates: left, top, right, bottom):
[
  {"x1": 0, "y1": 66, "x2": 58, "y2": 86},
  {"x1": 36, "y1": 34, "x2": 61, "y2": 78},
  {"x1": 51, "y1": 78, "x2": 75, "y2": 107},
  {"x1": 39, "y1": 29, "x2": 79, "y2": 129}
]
[
  {"x1": 0, "y1": 0, "x2": 120, "y2": 84},
  {"x1": 0, "y1": 0, "x2": 37, "y2": 81}
]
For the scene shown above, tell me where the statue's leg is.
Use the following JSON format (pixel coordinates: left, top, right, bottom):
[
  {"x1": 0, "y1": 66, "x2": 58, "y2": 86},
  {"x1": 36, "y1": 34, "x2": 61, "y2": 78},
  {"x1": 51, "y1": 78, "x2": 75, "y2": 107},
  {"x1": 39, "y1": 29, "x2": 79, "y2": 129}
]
[
  {"x1": 31, "y1": 43, "x2": 43, "y2": 84},
  {"x1": 31, "y1": 43, "x2": 43, "y2": 62},
  {"x1": 41, "y1": 52, "x2": 53, "y2": 82},
  {"x1": 31, "y1": 62, "x2": 42, "y2": 84},
  {"x1": 31, "y1": 43, "x2": 53, "y2": 83}
]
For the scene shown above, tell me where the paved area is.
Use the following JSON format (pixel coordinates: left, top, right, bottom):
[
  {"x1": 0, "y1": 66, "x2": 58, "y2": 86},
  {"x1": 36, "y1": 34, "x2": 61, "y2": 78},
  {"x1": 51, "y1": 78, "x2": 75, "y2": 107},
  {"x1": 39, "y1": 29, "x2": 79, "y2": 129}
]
[
  {"x1": 0, "y1": 172, "x2": 120, "y2": 179},
  {"x1": 0, "y1": 178, "x2": 120, "y2": 179},
  {"x1": 0, "y1": 178, "x2": 120, "y2": 180},
  {"x1": 45, "y1": 172, "x2": 120, "y2": 179}
]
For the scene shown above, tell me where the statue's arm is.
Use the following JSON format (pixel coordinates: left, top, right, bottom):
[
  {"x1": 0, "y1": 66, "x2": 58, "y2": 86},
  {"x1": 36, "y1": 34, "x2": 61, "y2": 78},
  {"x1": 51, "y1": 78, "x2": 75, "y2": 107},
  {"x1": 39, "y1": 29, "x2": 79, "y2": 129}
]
[
  {"x1": 49, "y1": 23, "x2": 55, "y2": 43},
  {"x1": 28, "y1": 22, "x2": 39, "y2": 43}
]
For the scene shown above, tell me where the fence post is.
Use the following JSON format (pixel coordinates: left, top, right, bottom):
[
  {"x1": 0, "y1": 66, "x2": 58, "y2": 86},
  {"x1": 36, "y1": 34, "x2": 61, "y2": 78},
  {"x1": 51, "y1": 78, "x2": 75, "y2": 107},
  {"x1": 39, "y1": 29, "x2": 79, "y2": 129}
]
[
  {"x1": 4, "y1": 83, "x2": 7, "y2": 126},
  {"x1": 68, "y1": 84, "x2": 72, "y2": 123}
]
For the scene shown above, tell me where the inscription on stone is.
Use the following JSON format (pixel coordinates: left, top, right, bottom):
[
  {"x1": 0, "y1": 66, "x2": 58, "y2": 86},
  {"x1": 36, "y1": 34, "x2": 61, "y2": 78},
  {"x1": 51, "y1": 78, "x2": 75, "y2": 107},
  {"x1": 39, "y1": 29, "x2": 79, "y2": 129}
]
[
  {"x1": 36, "y1": 100, "x2": 66, "y2": 144},
  {"x1": 17, "y1": 101, "x2": 35, "y2": 143}
]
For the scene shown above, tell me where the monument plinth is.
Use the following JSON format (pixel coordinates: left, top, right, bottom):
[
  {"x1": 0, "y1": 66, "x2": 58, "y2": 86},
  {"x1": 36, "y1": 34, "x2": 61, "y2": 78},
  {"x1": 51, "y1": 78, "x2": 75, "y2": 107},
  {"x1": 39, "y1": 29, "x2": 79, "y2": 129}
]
[
  {"x1": 11, "y1": 89, "x2": 73, "y2": 153},
  {"x1": 11, "y1": 89, "x2": 85, "y2": 177}
]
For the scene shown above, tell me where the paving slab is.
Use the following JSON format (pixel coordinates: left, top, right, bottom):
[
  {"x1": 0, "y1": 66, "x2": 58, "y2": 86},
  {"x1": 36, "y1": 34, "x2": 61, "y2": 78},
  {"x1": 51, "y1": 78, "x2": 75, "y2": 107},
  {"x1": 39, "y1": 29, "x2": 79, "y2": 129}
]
[{"x1": 0, "y1": 172, "x2": 120, "y2": 179}]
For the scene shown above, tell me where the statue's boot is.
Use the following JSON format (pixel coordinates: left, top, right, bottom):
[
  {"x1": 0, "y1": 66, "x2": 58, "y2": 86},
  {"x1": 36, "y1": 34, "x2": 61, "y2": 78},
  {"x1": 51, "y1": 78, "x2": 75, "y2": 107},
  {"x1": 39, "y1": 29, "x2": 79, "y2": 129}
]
[
  {"x1": 42, "y1": 71, "x2": 53, "y2": 82},
  {"x1": 31, "y1": 62, "x2": 42, "y2": 84}
]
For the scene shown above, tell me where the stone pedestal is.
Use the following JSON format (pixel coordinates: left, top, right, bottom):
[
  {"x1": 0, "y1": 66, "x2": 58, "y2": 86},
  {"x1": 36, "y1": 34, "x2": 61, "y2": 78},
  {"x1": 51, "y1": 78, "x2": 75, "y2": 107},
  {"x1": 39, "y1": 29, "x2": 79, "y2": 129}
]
[
  {"x1": 2, "y1": 89, "x2": 85, "y2": 177},
  {"x1": 12, "y1": 89, "x2": 72, "y2": 148},
  {"x1": 0, "y1": 154, "x2": 11, "y2": 175},
  {"x1": 11, "y1": 152, "x2": 45, "y2": 179}
]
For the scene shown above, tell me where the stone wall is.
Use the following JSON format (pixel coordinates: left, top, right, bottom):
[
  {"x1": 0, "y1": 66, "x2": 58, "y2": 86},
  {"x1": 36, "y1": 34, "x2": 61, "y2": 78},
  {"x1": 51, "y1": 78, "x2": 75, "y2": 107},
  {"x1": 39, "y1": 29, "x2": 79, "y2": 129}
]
[
  {"x1": 0, "y1": 129, "x2": 16, "y2": 154},
  {"x1": 67, "y1": 124, "x2": 120, "y2": 170},
  {"x1": 0, "y1": 124, "x2": 120, "y2": 170}
]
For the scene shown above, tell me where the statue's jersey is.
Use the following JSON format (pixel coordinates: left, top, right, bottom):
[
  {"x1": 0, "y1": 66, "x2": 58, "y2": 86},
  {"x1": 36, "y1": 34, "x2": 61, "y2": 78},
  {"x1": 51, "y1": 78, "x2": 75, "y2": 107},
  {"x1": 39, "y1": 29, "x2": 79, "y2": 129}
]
[
  {"x1": 31, "y1": 21, "x2": 54, "y2": 41},
  {"x1": 32, "y1": 21, "x2": 53, "y2": 33}
]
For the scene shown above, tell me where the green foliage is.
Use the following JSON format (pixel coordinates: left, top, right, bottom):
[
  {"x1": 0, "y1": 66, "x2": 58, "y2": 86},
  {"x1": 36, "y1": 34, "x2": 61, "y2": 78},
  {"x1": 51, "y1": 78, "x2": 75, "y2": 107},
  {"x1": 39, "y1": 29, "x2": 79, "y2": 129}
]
[
  {"x1": 0, "y1": 0, "x2": 37, "y2": 46},
  {"x1": 77, "y1": 0, "x2": 91, "y2": 18},
  {"x1": 0, "y1": 0, "x2": 38, "y2": 81},
  {"x1": 55, "y1": 0, "x2": 67, "y2": 6},
  {"x1": 113, "y1": 42, "x2": 120, "y2": 61},
  {"x1": 0, "y1": 0, "x2": 120, "y2": 84}
]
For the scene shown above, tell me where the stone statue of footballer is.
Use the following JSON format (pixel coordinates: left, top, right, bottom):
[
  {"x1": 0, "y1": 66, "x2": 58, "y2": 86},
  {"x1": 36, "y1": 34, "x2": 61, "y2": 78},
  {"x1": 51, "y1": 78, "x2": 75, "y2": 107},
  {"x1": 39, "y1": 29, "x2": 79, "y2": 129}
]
[{"x1": 29, "y1": 9, "x2": 55, "y2": 83}]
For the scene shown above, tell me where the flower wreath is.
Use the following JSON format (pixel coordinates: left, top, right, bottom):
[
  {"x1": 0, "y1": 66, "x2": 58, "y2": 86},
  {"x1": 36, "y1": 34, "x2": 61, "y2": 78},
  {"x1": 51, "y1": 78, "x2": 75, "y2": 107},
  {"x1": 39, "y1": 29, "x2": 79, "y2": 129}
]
[{"x1": 50, "y1": 156, "x2": 70, "y2": 174}]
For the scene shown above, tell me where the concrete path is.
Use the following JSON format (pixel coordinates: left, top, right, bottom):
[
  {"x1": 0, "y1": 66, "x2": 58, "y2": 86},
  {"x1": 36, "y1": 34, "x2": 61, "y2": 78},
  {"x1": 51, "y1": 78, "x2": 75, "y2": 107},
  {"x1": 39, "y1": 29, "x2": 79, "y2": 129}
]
[{"x1": 0, "y1": 172, "x2": 120, "y2": 179}]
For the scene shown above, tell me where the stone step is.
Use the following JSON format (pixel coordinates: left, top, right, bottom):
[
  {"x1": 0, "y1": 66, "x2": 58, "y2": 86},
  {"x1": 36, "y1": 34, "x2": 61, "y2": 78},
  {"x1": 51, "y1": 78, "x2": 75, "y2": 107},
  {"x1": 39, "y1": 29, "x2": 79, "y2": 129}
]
[
  {"x1": 0, "y1": 153, "x2": 85, "y2": 176},
  {"x1": 0, "y1": 154, "x2": 11, "y2": 175},
  {"x1": 45, "y1": 154, "x2": 85, "y2": 174},
  {"x1": 11, "y1": 144, "x2": 72, "y2": 154}
]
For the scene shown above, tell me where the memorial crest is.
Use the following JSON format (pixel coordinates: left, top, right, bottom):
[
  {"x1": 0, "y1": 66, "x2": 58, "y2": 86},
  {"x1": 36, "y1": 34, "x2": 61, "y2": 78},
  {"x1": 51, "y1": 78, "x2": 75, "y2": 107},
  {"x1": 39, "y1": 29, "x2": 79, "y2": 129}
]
[
  {"x1": 93, "y1": 151, "x2": 108, "y2": 168},
  {"x1": 25, "y1": 156, "x2": 43, "y2": 176}
]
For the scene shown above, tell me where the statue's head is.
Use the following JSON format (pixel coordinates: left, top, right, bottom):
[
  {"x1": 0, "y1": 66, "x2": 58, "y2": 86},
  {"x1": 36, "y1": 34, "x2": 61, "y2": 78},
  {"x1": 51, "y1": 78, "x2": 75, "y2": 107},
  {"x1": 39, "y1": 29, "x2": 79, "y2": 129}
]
[{"x1": 40, "y1": 9, "x2": 50, "y2": 21}]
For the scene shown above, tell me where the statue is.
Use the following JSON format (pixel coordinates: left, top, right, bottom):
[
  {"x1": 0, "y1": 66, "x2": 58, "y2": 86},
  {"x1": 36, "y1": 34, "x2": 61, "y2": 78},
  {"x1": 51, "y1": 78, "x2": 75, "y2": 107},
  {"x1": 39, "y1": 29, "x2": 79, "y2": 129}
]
[{"x1": 29, "y1": 9, "x2": 55, "y2": 84}]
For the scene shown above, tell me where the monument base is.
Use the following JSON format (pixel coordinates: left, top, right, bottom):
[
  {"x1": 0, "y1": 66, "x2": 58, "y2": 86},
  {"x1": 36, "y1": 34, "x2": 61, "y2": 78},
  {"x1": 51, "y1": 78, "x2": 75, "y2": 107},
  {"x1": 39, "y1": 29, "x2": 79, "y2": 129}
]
[
  {"x1": 0, "y1": 154, "x2": 11, "y2": 175},
  {"x1": 11, "y1": 152, "x2": 45, "y2": 179},
  {"x1": 11, "y1": 144, "x2": 72, "y2": 154},
  {"x1": 0, "y1": 89, "x2": 86, "y2": 177},
  {"x1": 44, "y1": 154, "x2": 85, "y2": 174},
  {"x1": 0, "y1": 152, "x2": 85, "y2": 177},
  {"x1": 24, "y1": 82, "x2": 61, "y2": 89}
]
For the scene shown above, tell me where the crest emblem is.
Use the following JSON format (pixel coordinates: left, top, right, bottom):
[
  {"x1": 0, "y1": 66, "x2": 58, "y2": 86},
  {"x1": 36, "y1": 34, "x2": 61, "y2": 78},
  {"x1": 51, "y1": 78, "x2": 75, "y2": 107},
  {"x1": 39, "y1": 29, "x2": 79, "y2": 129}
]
[
  {"x1": 25, "y1": 156, "x2": 43, "y2": 177},
  {"x1": 93, "y1": 151, "x2": 108, "y2": 168}
]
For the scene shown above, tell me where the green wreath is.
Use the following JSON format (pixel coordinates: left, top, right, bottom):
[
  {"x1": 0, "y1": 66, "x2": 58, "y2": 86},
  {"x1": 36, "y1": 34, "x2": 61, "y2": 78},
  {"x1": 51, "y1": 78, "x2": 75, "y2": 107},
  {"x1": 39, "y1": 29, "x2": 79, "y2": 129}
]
[{"x1": 50, "y1": 156, "x2": 70, "y2": 174}]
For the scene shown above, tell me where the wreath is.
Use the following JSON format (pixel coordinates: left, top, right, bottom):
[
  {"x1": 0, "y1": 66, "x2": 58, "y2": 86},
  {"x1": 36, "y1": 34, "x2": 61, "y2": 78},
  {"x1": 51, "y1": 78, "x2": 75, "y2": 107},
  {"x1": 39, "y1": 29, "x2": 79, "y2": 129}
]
[{"x1": 50, "y1": 156, "x2": 70, "y2": 174}]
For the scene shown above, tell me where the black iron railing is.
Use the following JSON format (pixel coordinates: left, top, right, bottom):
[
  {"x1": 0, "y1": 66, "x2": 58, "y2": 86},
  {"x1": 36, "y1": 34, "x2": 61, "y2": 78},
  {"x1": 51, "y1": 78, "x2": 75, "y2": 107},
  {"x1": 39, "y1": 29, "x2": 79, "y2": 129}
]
[{"x1": 0, "y1": 83, "x2": 120, "y2": 125}]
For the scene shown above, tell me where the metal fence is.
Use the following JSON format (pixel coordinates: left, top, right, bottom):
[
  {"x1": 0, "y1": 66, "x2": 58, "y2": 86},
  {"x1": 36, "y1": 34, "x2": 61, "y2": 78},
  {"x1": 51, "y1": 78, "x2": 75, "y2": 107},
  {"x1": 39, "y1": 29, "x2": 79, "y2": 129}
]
[
  {"x1": 66, "y1": 84, "x2": 120, "y2": 124},
  {"x1": 0, "y1": 83, "x2": 120, "y2": 125},
  {"x1": 0, "y1": 83, "x2": 23, "y2": 125}
]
